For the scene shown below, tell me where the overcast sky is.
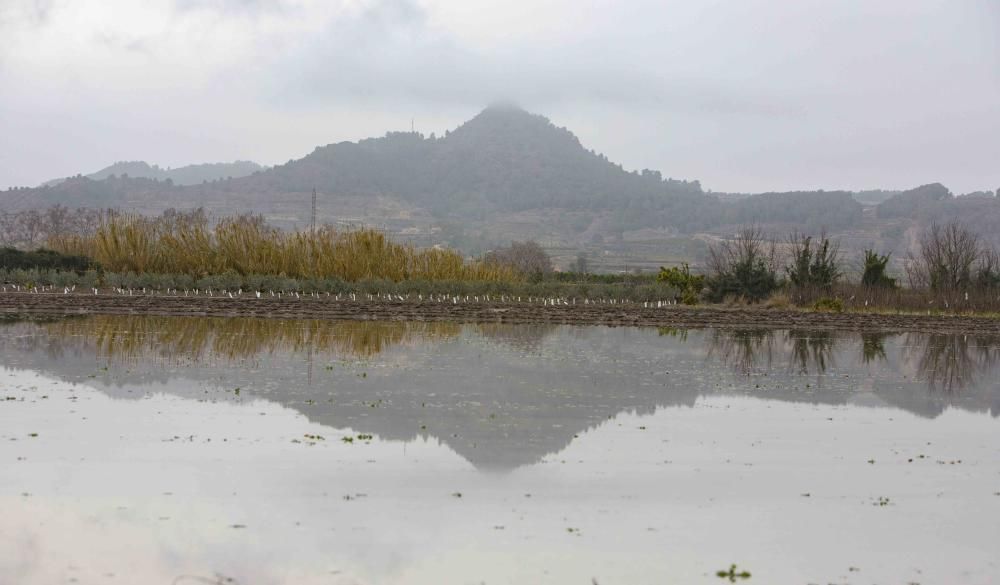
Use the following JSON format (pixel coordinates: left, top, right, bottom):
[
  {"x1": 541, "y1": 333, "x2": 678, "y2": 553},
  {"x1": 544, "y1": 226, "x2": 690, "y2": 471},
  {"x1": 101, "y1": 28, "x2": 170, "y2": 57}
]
[{"x1": 1, "y1": 0, "x2": 997, "y2": 194}]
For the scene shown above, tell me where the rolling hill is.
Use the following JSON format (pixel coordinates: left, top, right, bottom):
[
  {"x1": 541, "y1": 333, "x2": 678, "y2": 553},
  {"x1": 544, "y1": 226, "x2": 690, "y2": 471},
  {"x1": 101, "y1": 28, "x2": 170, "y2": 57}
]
[
  {"x1": 41, "y1": 160, "x2": 264, "y2": 188},
  {"x1": 3, "y1": 105, "x2": 998, "y2": 270}
]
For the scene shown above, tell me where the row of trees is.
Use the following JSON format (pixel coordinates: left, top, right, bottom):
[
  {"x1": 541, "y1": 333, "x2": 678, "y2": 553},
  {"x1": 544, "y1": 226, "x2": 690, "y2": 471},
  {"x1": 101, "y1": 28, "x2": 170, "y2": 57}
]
[
  {"x1": 0, "y1": 206, "x2": 103, "y2": 248},
  {"x1": 4, "y1": 204, "x2": 997, "y2": 309},
  {"x1": 699, "y1": 222, "x2": 1000, "y2": 304}
]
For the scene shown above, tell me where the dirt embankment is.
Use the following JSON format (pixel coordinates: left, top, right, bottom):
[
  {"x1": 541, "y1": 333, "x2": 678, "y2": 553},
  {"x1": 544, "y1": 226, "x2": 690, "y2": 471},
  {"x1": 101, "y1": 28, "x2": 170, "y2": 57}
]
[{"x1": 0, "y1": 292, "x2": 998, "y2": 334}]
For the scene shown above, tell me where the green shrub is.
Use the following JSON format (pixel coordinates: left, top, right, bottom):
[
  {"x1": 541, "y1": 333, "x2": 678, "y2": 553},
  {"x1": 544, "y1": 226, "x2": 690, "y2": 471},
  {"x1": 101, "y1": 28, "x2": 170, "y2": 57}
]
[
  {"x1": 51, "y1": 271, "x2": 79, "y2": 288},
  {"x1": 680, "y1": 287, "x2": 700, "y2": 305},
  {"x1": 104, "y1": 272, "x2": 125, "y2": 288},
  {"x1": 813, "y1": 297, "x2": 844, "y2": 312},
  {"x1": 174, "y1": 274, "x2": 195, "y2": 290},
  {"x1": 36, "y1": 269, "x2": 55, "y2": 286},
  {"x1": 79, "y1": 271, "x2": 99, "y2": 289},
  {"x1": 786, "y1": 235, "x2": 840, "y2": 289},
  {"x1": 137, "y1": 273, "x2": 162, "y2": 290},
  {"x1": 122, "y1": 271, "x2": 141, "y2": 290},
  {"x1": 0, "y1": 247, "x2": 95, "y2": 272},
  {"x1": 216, "y1": 270, "x2": 242, "y2": 291},
  {"x1": 861, "y1": 249, "x2": 897, "y2": 289},
  {"x1": 657, "y1": 263, "x2": 704, "y2": 304},
  {"x1": 195, "y1": 275, "x2": 217, "y2": 290},
  {"x1": 707, "y1": 264, "x2": 778, "y2": 303},
  {"x1": 705, "y1": 227, "x2": 779, "y2": 303}
]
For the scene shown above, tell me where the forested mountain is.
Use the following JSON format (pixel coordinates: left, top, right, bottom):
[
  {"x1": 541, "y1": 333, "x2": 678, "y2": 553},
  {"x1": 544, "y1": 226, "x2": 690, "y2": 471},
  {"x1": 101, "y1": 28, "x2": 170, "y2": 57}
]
[
  {"x1": 877, "y1": 183, "x2": 954, "y2": 219},
  {"x1": 3, "y1": 105, "x2": 997, "y2": 266},
  {"x1": 42, "y1": 160, "x2": 264, "y2": 187},
  {"x1": 852, "y1": 190, "x2": 901, "y2": 205},
  {"x1": 6, "y1": 106, "x2": 864, "y2": 229},
  {"x1": 875, "y1": 183, "x2": 1000, "y2": 246}
]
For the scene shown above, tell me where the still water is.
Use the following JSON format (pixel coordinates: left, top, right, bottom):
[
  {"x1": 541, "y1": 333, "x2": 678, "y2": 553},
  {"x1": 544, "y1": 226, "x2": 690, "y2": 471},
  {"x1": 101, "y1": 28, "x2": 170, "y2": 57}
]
[{"x1": 1, "y1": 315, "x2": 998, "y2": 584}]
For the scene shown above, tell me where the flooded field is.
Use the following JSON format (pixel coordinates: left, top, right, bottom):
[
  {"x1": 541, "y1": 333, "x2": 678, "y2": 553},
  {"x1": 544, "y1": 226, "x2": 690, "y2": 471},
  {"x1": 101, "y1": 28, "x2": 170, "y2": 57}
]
[{"x1": 1, "y1": 315, "x2": 998, "y2": 584}]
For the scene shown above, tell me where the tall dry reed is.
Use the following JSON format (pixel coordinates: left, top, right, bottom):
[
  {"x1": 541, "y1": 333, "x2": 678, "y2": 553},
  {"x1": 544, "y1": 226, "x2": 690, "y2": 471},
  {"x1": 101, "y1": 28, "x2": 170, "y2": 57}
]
[{"x1": 48, "y1": 212, "x2": 518, "y2": 282}]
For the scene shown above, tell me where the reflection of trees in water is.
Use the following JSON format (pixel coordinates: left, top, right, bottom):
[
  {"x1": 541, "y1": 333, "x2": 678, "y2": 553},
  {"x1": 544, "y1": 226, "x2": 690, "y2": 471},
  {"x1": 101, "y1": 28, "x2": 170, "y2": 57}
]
[
  {"x1": 37, "y1": 316, "x2": 460, "y2": 364},
  {"x1": 657, "y1": 327, "x2": 689, "y2": 343},
  {"x1": 7, "y1": 316, "x2": 999, "y2": 401},
  {"x1": 908, "y1": 333, "x2": 1000, "y2": 393},
  {"x1": 475, "y1": 323, "x2": 558, "y2": 353},
  {"x1": 787, "y1": 331, "x2": 836, "y2": 374},
  {"x1": 707, "y1": 329, "x2": 776, "y2": 375},
  {"x1": 0, "y1": 315, "x2": 87, "y2": 364},
  {"x1": 861, "y1": 332, "x2": 889, "y2": 364},
  {"x1": 708, "y1": 328, "x2": 1000, "y2": 394},
  {"x1": 0, "y1": 314, "x2": 71, "y2": 326},
  {"x1": 709, "y1": 329, "x2": 838, "y2": 376}
]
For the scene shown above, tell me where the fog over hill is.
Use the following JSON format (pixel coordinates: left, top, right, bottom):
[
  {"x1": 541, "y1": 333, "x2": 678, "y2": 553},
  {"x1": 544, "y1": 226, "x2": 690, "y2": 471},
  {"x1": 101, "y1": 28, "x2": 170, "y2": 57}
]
[
  {"x1": 3, "y1": 105, "x2": 998, "y2": 268},
  {"x1": 42, "y1": 160, "x2": 265, "y2": 187}
]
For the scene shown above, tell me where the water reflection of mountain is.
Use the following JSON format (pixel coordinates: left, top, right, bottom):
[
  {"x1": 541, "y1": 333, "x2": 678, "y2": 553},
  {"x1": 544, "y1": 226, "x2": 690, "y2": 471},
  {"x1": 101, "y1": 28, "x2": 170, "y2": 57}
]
[{"x1": 1, "y1": 316, "x2": 997, "y2": 471}]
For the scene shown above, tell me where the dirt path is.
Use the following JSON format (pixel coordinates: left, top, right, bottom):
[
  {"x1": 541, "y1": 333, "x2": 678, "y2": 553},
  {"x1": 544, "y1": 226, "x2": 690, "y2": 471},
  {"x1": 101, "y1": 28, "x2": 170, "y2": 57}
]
[{"x1": 0, "y1": 292, "x2": 998, "y2": 334}]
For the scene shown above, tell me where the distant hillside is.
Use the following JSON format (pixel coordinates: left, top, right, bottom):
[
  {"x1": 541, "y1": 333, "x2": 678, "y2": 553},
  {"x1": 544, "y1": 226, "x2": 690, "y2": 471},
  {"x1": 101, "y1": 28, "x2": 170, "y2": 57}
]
[
  {"x1": 8, "y1": 106, "x2": 862, "y2": 229},
  {"x1": 875, "y1": 183, "x2": 1000, "y2": 245},
  {"x1": 42, "y1": 160, "x2": 264, "y2": 187},
  {"x1": 722, "y1": 188, "x2": 901, "y2": 205},
  {"x1": 4, "y1": 105, "x2": 997, "y2": 268},
  {"x1": 852, "y1": 190, "x2": 901, "y2": 205}
]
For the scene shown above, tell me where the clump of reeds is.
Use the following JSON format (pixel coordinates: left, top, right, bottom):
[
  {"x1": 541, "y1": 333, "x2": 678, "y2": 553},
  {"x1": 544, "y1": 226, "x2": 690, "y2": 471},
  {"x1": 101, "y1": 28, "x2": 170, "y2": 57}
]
[
  {"x1": 762, "y1": 291, "x2": 791, "y2": 309},
  {"x1": 47, "y1": 212, "x2": 517, "y2": 283},
  {"x1": 43, "y1": 315, "x2": 462, "y2": 363}
]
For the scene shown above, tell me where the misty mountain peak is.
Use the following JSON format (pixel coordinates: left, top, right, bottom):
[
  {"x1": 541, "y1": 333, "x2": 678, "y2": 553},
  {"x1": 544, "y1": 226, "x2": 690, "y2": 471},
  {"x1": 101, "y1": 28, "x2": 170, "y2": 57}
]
[
  {"x1": 464, "y1": 103, "x2": 553, "y2": 129},
  {"x1": 483, "y1": 100, "x2": 526, "y2": 112},
  {"x1": 446, "y1": 104, "x2": 582, "y2": 153}
]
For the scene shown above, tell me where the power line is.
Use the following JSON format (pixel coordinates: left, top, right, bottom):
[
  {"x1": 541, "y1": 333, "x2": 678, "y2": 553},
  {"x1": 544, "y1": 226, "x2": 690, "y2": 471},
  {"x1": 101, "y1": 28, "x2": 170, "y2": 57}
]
[{"x1": 310, "y1": 187, "x2": 317, "y2": 233}]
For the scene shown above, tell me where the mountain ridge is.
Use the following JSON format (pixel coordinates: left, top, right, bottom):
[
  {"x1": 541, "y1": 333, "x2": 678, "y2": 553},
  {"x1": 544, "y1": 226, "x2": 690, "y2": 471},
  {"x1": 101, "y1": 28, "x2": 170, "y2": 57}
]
[
  {"x1": 41, "y1": 160, "x2": 265, "y2": 187},
  {"x1": 3, "y1": 105, "x2": 998, "y2": 266}
]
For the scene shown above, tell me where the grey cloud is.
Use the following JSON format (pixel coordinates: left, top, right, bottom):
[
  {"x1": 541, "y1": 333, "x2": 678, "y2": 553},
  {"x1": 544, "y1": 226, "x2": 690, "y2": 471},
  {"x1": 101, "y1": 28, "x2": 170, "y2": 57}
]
[
  {"x1": 0, "y1": 0, "x2": 55, "y2": 28},
  {"x1": 171, "y1": 0, "x2": 298, "y2": 16},
  {"x1": 262, "y1": 0, "x2": 798, "y2": 118},
  {"x1": 92, "y1": 31, "x2": 153, "y2": 55},
  {"x1": 0, "y1": 0, "x2": 998, "y2": 194},
  {"x1": 0, "y1": 0, "x2": 55, "y2": 62}
]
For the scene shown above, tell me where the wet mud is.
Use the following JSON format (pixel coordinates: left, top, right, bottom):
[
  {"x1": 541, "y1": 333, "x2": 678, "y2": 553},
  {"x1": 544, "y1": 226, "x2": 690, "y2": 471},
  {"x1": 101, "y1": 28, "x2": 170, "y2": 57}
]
[{"x1": 1, "y1": 291, "x2": 998, "y2": 334}]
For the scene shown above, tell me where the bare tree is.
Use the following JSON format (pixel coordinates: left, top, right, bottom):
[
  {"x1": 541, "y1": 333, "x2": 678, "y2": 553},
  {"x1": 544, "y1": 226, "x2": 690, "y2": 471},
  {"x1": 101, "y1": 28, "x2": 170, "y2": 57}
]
[
  {"x1": 44, "y1": 205, "x2": 72, "y2": 236},
  {"x1": 0, "y1": 206, "x2": 108, "y2": 249},
  {"x1": 907, "y1": 223, "x2": 981, "y2": 290},
  {"x1": 484, "y1": 240, "x2": 553, "y2": 277},
  {"x1": 19, "y1": 209, "x2": 44, "y2": 248},
  {"x1": 0, "y1": 212, "x2": 14, "y2": 246},
  {"x1": 569, "y1": 252, "x2": 589, "y2": 274},
  {"x1": 975, "y1": 246, "x2": 1000, "y2": 289}
]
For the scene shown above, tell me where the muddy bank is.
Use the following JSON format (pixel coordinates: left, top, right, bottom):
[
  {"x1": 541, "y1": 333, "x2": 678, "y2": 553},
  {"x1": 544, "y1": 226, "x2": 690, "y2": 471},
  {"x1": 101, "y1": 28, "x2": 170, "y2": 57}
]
[{"x1": 0, "y1": 291, "x2": 997, "y2": 334}]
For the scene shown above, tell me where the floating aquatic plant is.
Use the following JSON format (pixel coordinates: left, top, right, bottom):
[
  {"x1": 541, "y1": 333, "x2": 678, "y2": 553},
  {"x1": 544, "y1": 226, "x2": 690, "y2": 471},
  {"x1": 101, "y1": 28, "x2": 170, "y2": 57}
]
[{"x1": 716, "y1": 564, "x2": 751, "y2": 581}]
